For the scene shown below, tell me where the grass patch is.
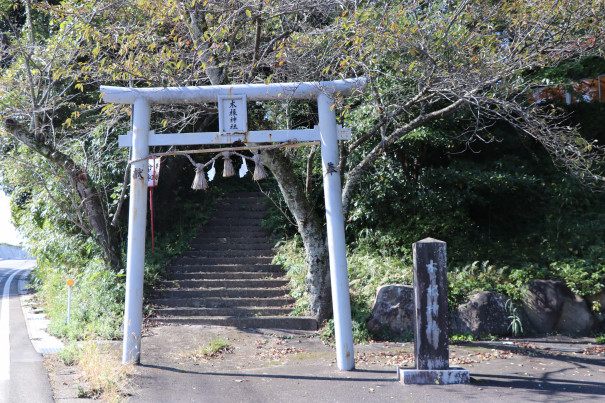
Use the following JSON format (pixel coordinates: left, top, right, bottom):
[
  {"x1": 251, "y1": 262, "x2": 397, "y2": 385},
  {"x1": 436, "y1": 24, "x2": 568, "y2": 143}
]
[
  {"x1": 450, "y1": 333, "x2": 477, "y2": 343},
  {"x1": 59, "y1": 341, "x2": 134, "y2": 402},
  {"x1": 180, "y1": 338, "x2": 234, "y2": 362},
  {"x1": 57, "y1": 343, "x2": 82, "y2": 366}
]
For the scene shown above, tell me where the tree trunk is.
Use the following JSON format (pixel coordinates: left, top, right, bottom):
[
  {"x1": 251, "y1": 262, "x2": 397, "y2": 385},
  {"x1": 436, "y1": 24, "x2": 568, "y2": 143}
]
[
  {"x1": 4, "y1": 119, "x2": 121, "y2": 270},
  {"x1": 261, "y1": 150, "x2": 333, "y2": 323},
  {"x1": 71, "y1": 170, "x2": 121, "y2": 270}
]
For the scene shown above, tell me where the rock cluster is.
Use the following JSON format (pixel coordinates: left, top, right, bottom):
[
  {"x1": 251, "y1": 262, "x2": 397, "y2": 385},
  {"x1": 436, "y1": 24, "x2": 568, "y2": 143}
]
[{"x1": 367, "y1": 280, "x2": 602, "y2": 338}]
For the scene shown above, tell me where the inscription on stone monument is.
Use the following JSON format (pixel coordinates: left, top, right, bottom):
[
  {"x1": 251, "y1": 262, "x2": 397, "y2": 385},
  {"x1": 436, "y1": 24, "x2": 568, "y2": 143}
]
[
  {"x1": 412, "y1": 238, "x2": 449, "y2": 370},
  {"x1": 399, "y1": 237, "x2": 469, "y2": 385}
]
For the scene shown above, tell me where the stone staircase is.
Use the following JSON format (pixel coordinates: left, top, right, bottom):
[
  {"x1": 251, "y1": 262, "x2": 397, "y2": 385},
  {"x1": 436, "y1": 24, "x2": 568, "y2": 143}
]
[{"x1": 150, "y1": 192, "x2": 317, "y2": 330}]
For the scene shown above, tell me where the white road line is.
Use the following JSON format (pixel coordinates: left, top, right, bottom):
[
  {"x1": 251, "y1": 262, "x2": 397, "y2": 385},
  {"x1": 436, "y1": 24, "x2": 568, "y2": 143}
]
[{"x1": 0, "y1": 269, "x2": 23, "y2": 381}]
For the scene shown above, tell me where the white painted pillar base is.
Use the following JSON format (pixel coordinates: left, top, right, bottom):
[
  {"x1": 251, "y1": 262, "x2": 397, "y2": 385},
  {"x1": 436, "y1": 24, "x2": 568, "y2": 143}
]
[
  {"x1": 318, "y1": 93, "x2": 355, "y2": 371},
  {"x1": 122, "y1": 98, "x2": 150, "y2": 364}
]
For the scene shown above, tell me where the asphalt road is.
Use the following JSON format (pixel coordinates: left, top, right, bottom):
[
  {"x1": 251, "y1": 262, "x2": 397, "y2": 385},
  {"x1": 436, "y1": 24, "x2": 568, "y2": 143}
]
[{"x1": 0, "y1": 259, "x2": 53, "y2": 403}]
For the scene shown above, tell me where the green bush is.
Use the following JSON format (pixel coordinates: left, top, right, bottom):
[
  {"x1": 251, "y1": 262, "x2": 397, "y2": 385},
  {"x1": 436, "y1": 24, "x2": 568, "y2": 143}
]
[
  {"x1": 32, "y1": 259, "x2": 124, "y2": 340},
  {"x1": 26, "y1": 179, "x2": 220, "y2": 340},
  {"x1": 549, "y1": 247, "x2": 605, "y2": 297},
  {"x1": 450, "y1": 333, "x2": 476, "y2": 343},
  {"x1": 275, "y1": 237, "x2": 411, "y2": 342},
  {"x1": 446, "y1": 261, "x2": 548, "y2": 306},
  {"x1": 273, "y1": 236, "x2": 310, "y2": 315},
  {"x1": 57, "y1": 342, "x2": 83, "y2": 366}
]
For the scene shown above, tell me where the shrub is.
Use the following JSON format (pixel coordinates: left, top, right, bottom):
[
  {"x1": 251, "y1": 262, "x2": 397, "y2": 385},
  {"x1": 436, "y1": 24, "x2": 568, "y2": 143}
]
[{"x1": 32, "y1": 259, "x2": 124, "y2": 340}]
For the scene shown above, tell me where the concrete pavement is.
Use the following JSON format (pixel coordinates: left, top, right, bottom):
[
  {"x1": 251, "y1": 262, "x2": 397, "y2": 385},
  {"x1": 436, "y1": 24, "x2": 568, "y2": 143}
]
[{"x1": 124, "y1": 326, "x2": 605, "y2": 402}]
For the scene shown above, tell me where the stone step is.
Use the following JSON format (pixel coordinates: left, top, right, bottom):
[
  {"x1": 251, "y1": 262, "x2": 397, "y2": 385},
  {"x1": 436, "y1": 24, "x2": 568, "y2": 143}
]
[
  {"x1": 219, "y1": 191, "x2": 266, "y2": 199},
  {"x1": 217, "y1": 199, "x2": 265, "y2": 206},
  {"x1": 149, "y1": 316, "x2": 317, "y2": 330},
  {"x1": 211, "y1": 210, "x2": 267, "y2": 219},
  {"x1": 198, "y1": 224, "x2": 266, "y2": 230},
  {"x1": 151, "y1": 191, "x2": 306, "y2": 331},
  {"x1": 152, "y1": 297, "x2": 294, "y2": 308},
  {"x1": 181, "y1": 250, "x2": 274, "y2": 258},
  {"x1": 197, "y1": 226, "x2": 267, "y2": 232},
  {"x1": 159, "y1": 279, "x2": 289, "y2": 289},
  {"x1": 166, "y1": 264, "x2": 284, "y2": 273},
  {"x1": 153, "y1": 307, "x2": 294, "y2": 317},
  {"x1": 156, "y1": 288, "x2": 289, "y2": 298},
  {"x1": 170, "y1": 256, "x2": 274, "y2": 265},
  {"x1": 192, "y1": 232, "x2": 269, "y2": 240},
  {"x1": 215, "y1": 200, "x2": 265, "y2": 209},
  {"x1": 212, "y1": 207, "x2": 267, "y2": 213},
  {"x1": 169, "y1": 271, "x2": 283, "y2": 280},
  {"x1": 206, "y1": 218, "x2": 265, "y2": 227},
  {"x1": 187, "y1": 242, "x2": 274, "y2": 251}
]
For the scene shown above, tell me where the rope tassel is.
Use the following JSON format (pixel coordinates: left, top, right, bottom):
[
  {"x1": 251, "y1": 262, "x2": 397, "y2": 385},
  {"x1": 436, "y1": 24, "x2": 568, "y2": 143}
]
[
  {"x1": 191, "y1": 163, "x2": 209, "y2": 190},
  {"x1": 252, "y1": 154, "x2": 267, "y2": 181},
  {"x1": 222, "y1": 151, "x2": 235, "y2": 177}
]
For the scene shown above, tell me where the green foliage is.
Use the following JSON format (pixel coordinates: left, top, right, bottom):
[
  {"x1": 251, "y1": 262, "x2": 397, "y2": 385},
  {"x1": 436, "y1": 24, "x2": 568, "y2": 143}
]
[
  {"x1": 347, "y1": 248, "x2": 412, "y2": 305},
  {"x1": 276, "y1": 236, "x2": 409, "y2": 343},
  {"x1": 31, "y1": 260, "x2": 124, "y2": 340},
  {"x1": 506, "y1": 300, "x2": 524, "y2": 337},
  {"x1": 447, "y1": 261, "x2": 543, "y2": 307},
  {"x1": 549, "y1": 254, "x2": 605, "y2": 297},
  {"x1": 450, "y1": 333, "x2": 477, "y2": 343},
  {"x1": 277, "y1": 152, "x2": 603, "y2": 341},
  {"x1": 595, "y1": 335, "x2": 605, "y2": 345},
  {"x1": 57, "y1": 342, "x2": 82, "y2": 366},
  {"x1": 273, "y1": 236, "x2": 310, "y2": 315},
  {"x1": 318, "y1": 309, "x2": 372, "y2": 345},
  {"x1": 447, "y1": 256, "x2": 605, "y2": 309},
  {"x1": 531, "y1": 56, "x2": 605, "y2": 84},
  {"x1": 343, "y1": 112, "x2": 605, "y2": 319}
]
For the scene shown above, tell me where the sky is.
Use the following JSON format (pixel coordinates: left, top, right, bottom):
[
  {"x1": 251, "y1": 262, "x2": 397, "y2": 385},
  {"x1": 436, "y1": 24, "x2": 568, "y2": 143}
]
[{"x1": 0, "y1": 189, "x2": 23, "y2": 245}]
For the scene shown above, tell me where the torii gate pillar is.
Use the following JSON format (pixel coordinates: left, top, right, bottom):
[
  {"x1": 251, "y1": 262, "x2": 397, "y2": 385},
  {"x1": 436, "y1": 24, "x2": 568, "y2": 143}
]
[
  {"x1": 318, "y1": 93, "x2": 354, "y2": 370},
  {"x1": 103, "y1": 78, "x2": 365, "y2": 370},
  {"x1": 122, "y1": 98, "x2": 150, "y2": 364}
]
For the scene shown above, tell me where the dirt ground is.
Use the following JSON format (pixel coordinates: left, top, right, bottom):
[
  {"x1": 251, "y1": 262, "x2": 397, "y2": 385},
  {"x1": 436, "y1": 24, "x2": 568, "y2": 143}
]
[{"x1": 45, "y1": 325, "x2": 605, "y2": 402}]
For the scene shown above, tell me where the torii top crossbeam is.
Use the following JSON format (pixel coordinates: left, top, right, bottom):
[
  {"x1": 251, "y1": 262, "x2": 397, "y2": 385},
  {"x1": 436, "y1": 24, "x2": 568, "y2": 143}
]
[{"x1": 101, "y1": 78, "x2": 366, "y2": 104}]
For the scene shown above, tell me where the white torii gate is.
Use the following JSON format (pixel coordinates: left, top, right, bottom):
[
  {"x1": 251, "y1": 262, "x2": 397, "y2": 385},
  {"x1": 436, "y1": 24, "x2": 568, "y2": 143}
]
[{"x1": 101, "y1": 78, "x2": 366, "y2": 371}]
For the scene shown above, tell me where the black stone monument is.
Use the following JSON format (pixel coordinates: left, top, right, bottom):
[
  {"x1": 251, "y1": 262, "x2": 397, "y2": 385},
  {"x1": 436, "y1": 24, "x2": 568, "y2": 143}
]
[{"x1": 398, "y1": 238, "x2": 470, "y2": 385}]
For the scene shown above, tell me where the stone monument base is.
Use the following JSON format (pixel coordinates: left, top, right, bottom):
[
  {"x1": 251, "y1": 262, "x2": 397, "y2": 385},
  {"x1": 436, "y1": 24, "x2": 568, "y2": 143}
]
[{"x1": 398, "y1": 367, "x2": 470, "y2": 385}]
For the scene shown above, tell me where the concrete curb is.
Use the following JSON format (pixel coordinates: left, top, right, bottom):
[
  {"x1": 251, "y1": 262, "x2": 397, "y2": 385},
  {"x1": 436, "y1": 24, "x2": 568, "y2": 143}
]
[{"x1": 18, "y1": 272, "x2": 64, "y2": 355}]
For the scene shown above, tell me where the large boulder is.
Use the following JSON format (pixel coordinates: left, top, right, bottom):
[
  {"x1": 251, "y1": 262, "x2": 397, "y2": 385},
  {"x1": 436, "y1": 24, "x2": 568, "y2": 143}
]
[
  {"x1": 450, "y1": 291, "x2": 512, "y2": 337},
  {"x1": 366, "y1": 285, "x2": 415, "y2": 339},
  {"x1": 521, "y1": 279, "x2": 594, "y2": 336}
]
